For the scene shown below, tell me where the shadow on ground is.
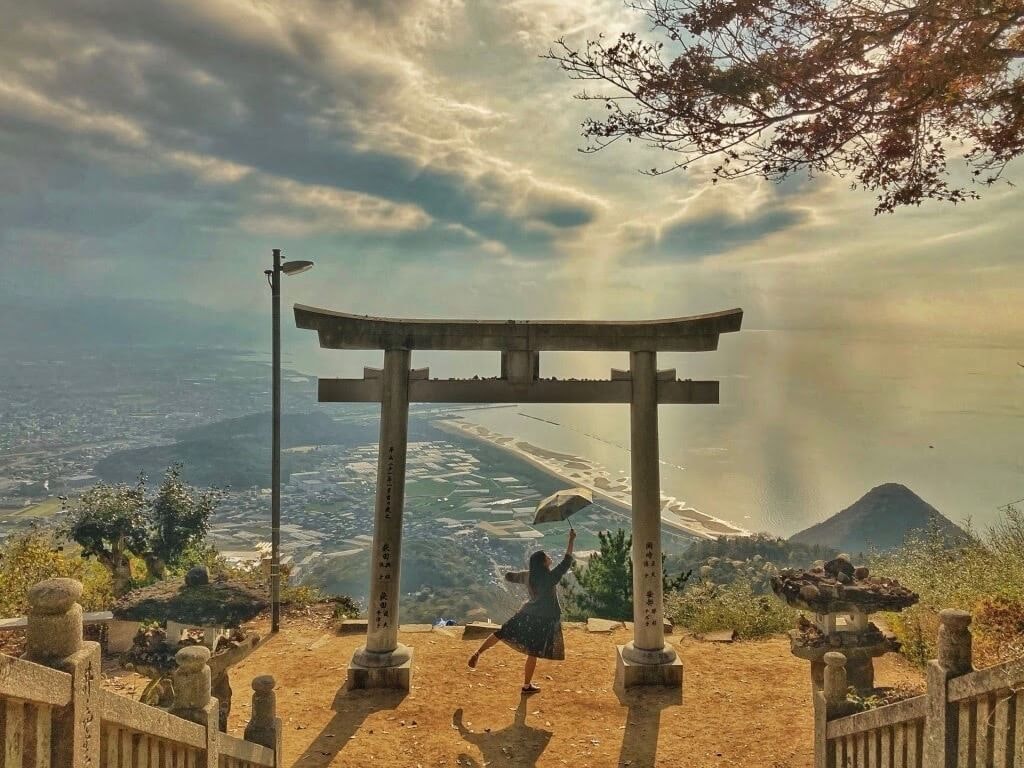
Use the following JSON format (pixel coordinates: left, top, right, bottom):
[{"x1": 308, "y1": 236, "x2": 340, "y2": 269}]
[
  {"x1": 615, "y1": 684, "x2": 683, "y2": 768},
  {"x1": 292, "y1": 686, "x2": 407, "y2": 767},
  {"x1": 453, "y1": 694, "x2": 553, "y2": 766}
]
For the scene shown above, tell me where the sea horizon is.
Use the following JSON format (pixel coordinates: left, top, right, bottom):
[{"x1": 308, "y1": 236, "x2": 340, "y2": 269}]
[{"x1": 284, "y1": 326, "x2": 1024, "y2": 537}]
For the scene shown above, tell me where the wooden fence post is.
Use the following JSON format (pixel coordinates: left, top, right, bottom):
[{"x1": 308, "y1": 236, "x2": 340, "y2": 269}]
[
  {"x1": 244, "y1": 675, "x2": 282, "y2": 765},
  {"x1": 924, "y1": 609, "x2": 973, "y2": 768},
  {"x1": 23, "y1": 578, "x2": 102, "y2": 768},
  {"x1": 171, "y1": 645, "x2": 220, "y2": 768}
]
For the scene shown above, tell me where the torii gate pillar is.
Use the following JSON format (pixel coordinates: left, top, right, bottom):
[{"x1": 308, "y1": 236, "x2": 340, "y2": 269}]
[
  {"x1": 348, "y1": 348, "x2": 414, "y2": 690},
  {"x1": 617, "y1": 350, "x2": 682, "y2": 687}
]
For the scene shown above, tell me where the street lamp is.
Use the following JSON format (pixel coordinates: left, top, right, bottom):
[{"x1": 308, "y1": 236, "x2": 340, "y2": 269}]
[{"x1": 264, "y1": 248, "x2": 314, "y2": 633}]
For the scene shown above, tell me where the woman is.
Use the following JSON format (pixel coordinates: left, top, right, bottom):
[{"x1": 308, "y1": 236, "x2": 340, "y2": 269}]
[{"x1": 468, "y1": 528, "x2": 576, "y2": 693}]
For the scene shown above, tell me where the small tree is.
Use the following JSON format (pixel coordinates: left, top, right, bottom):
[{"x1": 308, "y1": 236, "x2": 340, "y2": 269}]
[
  {"x1": 62, "y1": 478, "x2": 149, "y2": 595},
  {"x1": 566, "y1": 529, "x2": 635, "y2": 620},
  {"x1": 564, "y1": 528, "x2": 691, "y2": 620},
  {"x1": 61, "y1": 465, "x2": 225, "y2": 592},
  {"x1": 549, "y1": 0, "x2": 1024, "y2": 213},
  {"x1": 145, "y1": 463, "x2": 224, "y2": 579}
]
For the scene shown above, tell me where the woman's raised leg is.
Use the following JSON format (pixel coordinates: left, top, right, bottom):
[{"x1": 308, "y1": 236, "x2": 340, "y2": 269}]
[{"x1": 468, "y1": 632, "x2": 500, "y2": 669}]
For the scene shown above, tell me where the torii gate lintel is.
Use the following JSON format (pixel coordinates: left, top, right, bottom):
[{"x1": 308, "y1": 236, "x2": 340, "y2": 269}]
[{"x1": 316, "y1": 368, "x2": 720, "y2": 404}]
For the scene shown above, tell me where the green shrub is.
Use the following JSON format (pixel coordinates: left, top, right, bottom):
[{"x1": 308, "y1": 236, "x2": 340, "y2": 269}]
[
  {"x1": 665, "y1": 578, "x2": 797, "y2": 639},
  {"x1": 0, "y1": 529, "x2": 113, "y2": 617},
  {"x1": 871, "y1": 508, "x2": 1024, "y2": 667},
  {"x1": 280, "y1": 583, "x2": 327, "y2": 608},
  {"x1": 329, "y1": 595, "x2": 361, "y2": 621},
  {"x1": 165, "y1": 540, "x2": 223, "y2": 578}
]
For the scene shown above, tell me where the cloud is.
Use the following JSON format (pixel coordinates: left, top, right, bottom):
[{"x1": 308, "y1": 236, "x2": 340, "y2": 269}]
[
  {"x1": 0, "y1": 0, "x2": 606, "y2": 262},
  {"x1": 240, "y1": 178, "x2": 432, "y2": 236},
  {"x1": 1, "y1": 0, "x2": 1022, "y2": 345},
  {"x1": 617, "y1": 184, "x2": 812, "y2": 262}
]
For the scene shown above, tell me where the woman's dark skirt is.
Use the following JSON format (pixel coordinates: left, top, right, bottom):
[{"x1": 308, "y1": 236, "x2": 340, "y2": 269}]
[{"x1": 495, "y1": 604, "x2": 565, "y2": 660}]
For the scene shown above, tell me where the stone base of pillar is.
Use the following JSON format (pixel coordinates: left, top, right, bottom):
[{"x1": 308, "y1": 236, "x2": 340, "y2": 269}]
[
  {"x1": 347, "y1": 644, "x2": 413, "y2": 691},
  {"x1": 616, "y1": 644, "x2": 683, "y2": 689}
]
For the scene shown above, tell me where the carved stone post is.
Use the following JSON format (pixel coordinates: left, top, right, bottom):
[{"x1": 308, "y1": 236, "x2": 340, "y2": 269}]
[
  {"x1": 936, "y1": 608, "x2": 973, "y2": 675},
  {"x1": 24, "y1": 578, "x2": 102, "y2": 768},
  {"x1": 171, "y1": 645, "x2": 220, "y2": 768},
  {"x1": 823, "y1": 652, "x2": 848, "y2": 712},
  {"x1": 925, "y1": 609, "x2": 973, "y2": 768},
  {"x1": 813, "y1": 651, "x2": 848, "y2": 768},
  {"x1": 24, "y1": 578, "x2": 83, "y2": 664},
  {"x1": 171, "y1": 646, "x2": 213, "y2": 724},
  {"x1": 244, "y1": 675, "x2": 282, "y2": 760}
]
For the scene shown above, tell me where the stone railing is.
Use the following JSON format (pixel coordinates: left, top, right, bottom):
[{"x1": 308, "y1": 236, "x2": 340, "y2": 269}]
[
  {"x1": 0, "y1": 578, "x2": 282, "y2": 768},
  {"x1": 814, "y1": 608, "x2": 1024, "y2": 768}
]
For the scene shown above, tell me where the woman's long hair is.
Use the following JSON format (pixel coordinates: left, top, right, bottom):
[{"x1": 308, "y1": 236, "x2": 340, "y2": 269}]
[{"x1": 528, "y1": 550, "x2": 549, "y2": 595}]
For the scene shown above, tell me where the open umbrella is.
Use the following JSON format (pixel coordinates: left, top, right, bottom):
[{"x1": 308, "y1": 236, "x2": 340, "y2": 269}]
[{"x1": 532, "y1": 487, "x2": 593, "y2": 531}]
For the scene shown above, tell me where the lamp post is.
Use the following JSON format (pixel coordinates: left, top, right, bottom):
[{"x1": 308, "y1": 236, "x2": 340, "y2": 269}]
[{"x1": 265, "y1": 248, "x2": 314, "y2": 633}]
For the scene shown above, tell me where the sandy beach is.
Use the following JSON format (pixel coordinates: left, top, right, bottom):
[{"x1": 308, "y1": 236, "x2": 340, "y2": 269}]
[{"x1": 434, "y1": 418, "x2": 749, "y2": 540}]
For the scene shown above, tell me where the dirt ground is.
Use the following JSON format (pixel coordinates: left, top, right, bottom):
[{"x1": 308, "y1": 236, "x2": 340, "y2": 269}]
[{"x1": 222, "y1": 617, "x2": 924, "y2": 768}]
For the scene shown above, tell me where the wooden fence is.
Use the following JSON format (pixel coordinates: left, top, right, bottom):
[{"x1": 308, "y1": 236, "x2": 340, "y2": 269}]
[
  {"x1": 815, "y1": 609, "x2": 1024, "y2": 768},
  {"x1": 0, "y1": 578, "x2": 281, "y2": 768}
]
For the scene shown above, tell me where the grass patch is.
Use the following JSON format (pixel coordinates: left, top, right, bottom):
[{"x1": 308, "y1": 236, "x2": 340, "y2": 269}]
[
  {"x1": 14, "y1": 498, "x2": 65, "y2": 518},
  {"x1": 665, "y1": 578, "x2": 797, "y2": 639}
]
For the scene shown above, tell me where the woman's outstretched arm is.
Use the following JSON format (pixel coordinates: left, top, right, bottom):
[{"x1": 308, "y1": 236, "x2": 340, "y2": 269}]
[{"x1": 550, "y1": 528, "x2": 577, "y2": 581}]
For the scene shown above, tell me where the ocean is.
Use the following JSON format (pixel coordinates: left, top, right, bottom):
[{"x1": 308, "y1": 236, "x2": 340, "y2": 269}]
[{"x1": 291, "y1": 329, "x2": 1024, "y2": 537}]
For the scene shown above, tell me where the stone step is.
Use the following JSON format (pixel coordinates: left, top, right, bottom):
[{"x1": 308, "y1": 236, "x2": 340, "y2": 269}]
[
  {"x1": 587, "y1": 617, "x2": 625, "y2": 633},
  {"x1": 699, "y1": 629, "x2": 739, "y2": 643},
  {"x1": 399, "y1": 623, "x2": 434, "y2": 634},
  {"x1": 338, "y1": 619, "x2": 369, "y2": 636},
  {"x1": 461, "y1": 621, "x2": 501, "y2": 639}
]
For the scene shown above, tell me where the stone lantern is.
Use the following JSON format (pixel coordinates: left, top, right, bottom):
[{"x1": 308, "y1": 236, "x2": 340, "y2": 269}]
[{"x1": 771, "y1": 555, "x2": 918, "y2": 692}]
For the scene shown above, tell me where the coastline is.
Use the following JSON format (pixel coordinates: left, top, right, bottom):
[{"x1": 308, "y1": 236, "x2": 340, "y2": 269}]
[{"x1": 433, "y1": 417, "x2": 749, "y2": 541}]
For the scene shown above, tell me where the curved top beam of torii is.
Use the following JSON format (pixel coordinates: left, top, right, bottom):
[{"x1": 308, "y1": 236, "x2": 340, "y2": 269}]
[{"x1": 294, "y1": 304, "x2": 743, "y2": 352}]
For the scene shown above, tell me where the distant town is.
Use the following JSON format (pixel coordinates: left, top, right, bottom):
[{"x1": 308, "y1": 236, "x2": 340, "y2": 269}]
[{"x1": 0, "y1": 344, "x2": 702, "y2": 610}]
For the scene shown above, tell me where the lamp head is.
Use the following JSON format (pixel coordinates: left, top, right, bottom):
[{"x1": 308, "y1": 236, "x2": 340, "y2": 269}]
[{"x1": 281, "y1": 260, "x2": 314, "y2": 276}]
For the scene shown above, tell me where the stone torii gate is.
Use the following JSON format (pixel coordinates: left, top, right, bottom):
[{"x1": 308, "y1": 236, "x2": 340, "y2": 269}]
[{"x1": 294, "y1": 304, "x2": 743, "y2": 690}]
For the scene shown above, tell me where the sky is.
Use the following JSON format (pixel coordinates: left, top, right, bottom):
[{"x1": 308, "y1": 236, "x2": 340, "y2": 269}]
[
  {"x1": 2, "y1": 0, "x2": 1023, "y2": 348},
  {"x1": 1, "y1": 0, "x2": 1021, "y2": 527}
]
